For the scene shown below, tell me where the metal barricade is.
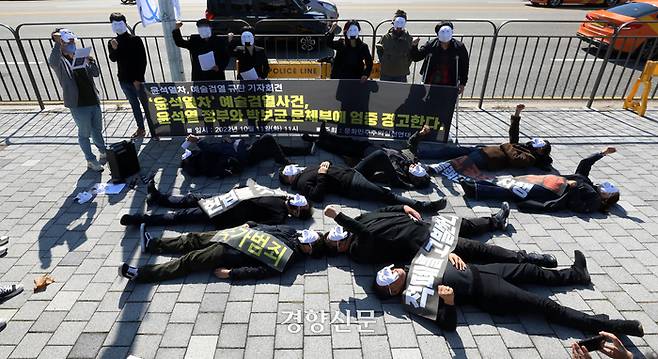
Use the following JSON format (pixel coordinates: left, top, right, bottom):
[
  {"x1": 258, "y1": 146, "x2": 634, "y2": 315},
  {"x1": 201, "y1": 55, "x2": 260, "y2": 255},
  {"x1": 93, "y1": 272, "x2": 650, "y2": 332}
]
[{"x1": 0, "y1": 23, "x2": 43, "y2": 108}]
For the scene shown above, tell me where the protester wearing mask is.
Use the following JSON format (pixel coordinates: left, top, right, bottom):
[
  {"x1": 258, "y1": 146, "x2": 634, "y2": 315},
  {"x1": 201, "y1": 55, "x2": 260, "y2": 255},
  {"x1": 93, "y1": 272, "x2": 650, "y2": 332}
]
[
  {"x1": 107, "y1": 13, "x2": 152, "y2": 138},
  {"x1": 49, "y1": 28, "x2": 106, "y2": 172},
  {"x1": 302, "y1": 122, "x2": 430, "y2": 189},
  {"x1": 460, "y1": 147, "x2": 620, "y2": 214},
  {"x1": 119, "y1": 180, "x2": 313, "y2": 227},
  {"x1": 231, "y1": 27, "x2": 270, "y2": 80},
  {"x1": 321, "y1": 204, "x2": 554, "y2": 266},
  {"x1": 180, "y1": 133, "x2": 313, "y2": 178},
  {"x1": 172, "y1": 19, "x2": 231, "y2": 81},
  {"x1": 119, "y1": 223, "x2": 325, "y2": 283},
  {"x1": 278, "y1": 161, "x2": 446, "y2": 212},
  {"x1": 376, "y1": 10, "x2": 413, "y2": 82},
  {"x1": 411, "y1": 104, "x2": 554, "y2": 171},
  {"x1": 326, "y1": 20, "x2": 373, "y2": 82},
  {"x1": 411, "y1": 21, "x2": 469, "y2": 94},
  {"x1": 372, "y1": 253, "x2": 644, "y2": 337}
]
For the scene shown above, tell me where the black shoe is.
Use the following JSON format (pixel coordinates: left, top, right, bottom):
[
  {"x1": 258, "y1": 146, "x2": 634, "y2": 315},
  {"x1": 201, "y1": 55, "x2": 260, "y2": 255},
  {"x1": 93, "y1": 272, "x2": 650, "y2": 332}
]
[
  {"x1": 120, "y1": 214, "x2": 142, "y2": 226},
  {"x1": 140, "y1": 223, "x2": 153, "y2": 253},
  {"x1": 147, "y1": 180, "x2": 157, "y2": 195},
  {"x1": 146, "y1": 181, "x2": 162, "y2": 206},
  {"x1": 571, "y1": 250, "x2": 590, "y2": 284},
  {"x1": 118, "y1": 263, "x2": 138, "y2": 281},
  {"x1": 609, "y1": 319, "x2": 644, "y2": 337},
  {"x1": 459, "y1": 179, "x2": 476, "y2": 199},
  {"x1": 320, "y1": 121, "x2": 327, "y2": 135},
  {"x1": 0, "y1": 284, "x2": 23, "y2": 303},
  {"x1": 525, "y1": 252, "x2": 558, "y2": 268},
  {"x1": 420, "y1": 198, "x2": 447, "y2": 212},
  {"x1": 491, "y1": 202, "x2": 510, "y2": 231}
]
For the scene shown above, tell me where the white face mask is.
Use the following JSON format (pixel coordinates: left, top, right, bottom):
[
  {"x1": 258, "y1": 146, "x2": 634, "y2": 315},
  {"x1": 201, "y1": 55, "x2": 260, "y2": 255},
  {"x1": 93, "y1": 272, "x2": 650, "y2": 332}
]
[
  {"x1": 241, "y1": 31, "x2": 254, "y2": 46},
  {"x1": 283, "y1": 164, "x2": 303, "y2": 176},
  {"x1": 393, "y1": 17, "x2": 406, "y2": 30},
  {"x1": 198, "y1": 26, "x2": 212, "y2": 39},
  {"x1": 346, "y1": 25, "x2": 359, "y2": 39},
  {"x1": 437, "y1": 26, "x2": 453, "y2": 43},
  {"x1": 111, "y1": 21, "x2": 128, "y2": 35},
  {"x1": 408, "y1": 164, "x2": 427, "y2": 177}
]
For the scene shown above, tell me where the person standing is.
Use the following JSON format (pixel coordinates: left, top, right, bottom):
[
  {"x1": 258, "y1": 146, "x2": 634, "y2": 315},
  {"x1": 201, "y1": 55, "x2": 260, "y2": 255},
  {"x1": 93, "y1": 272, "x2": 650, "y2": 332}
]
[
  {"x1": 231, "y1": 26, "x2": 270, "y2": 80},
  {"x1": 326, "y1": 20, "x2": 373, "y2": 81},
  {"x1": 173, "y1": 19, "x2": 231, "y2": 81},
  {"x1": 49, "y1": 28, "x2": 106, "y2": 172},
  {"x1": 411, "y1": 21, "x2": 469, "y2": 94},
  {"x1": 107, "y1": 13, "x2": 152, "y2": 138},
  {"x1": 376, "y1": 10, "x2": 413, "y2": 82}
]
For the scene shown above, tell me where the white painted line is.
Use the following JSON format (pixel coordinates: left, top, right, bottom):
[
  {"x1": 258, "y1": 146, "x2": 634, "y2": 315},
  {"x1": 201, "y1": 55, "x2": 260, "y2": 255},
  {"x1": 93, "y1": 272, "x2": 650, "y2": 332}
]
[
  {"x1": 0, "y1": 61, "x2": 42, "y2": 65},
  {"x1": 552, "y1": 58, "x2": 597, "y2": 62}
]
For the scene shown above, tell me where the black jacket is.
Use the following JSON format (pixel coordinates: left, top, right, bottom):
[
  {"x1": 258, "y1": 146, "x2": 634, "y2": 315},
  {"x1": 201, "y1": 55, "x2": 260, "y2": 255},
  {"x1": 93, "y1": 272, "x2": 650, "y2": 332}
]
[
  {"x1": 223, "y1": 223, "x2": 302, "y2": 280},
  {"x1": 108, "y1": 32, "x2": 147, "y2": 82},
  {"x1": 410, "y1": 38, "x2": 469, "y2": 86},
  {"x1": 208, "y1": 196, "x2": 289, "y2": 228},
  {"x1": 232, "y1": 45, "x2": 270, "y2": 79},
  {"x1": 172, "y1": 29, "x2": 230, "y2": 81},
  {"x1": 290, "y1": 163, "x2": 355, "y2": 202},
  {"x1": 518, "y1": 152, "x2": 604, "y2": 213},
  {"x1": 334, "y1": 205, "x2": 430, "y2": 263},
  {"x1": 181, "y1": 139, "x2": 248, "y2": 178},
  {"x1": 326, "y1": 32, "x2": 373, "y2": 80}
]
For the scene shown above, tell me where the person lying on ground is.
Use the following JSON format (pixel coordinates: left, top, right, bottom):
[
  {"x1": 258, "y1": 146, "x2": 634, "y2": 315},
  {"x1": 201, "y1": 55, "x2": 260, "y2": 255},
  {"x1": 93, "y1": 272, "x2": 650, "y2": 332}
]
[
  {"x1": 459, "y1": 147, "x2": 620, "y2": 214},
  {"x1": 409, "y1": 104, "x2": 554, "y2": 171},
  {"x1": 373, "y1": 252, "x2": 644, "y2": 337},
  {"x1": 119, "y1": 223, "x2": 326, "y2": 283},
  {"x1": 120, "y1": 180, "x2": 313, "y2": 228},
  {"x1": 321, "y1": 203, "x2": 557, "y2": 267},
  {"x1": 302, "y1": 122, "x2": 430, "y2": 189},
  {"x1": 181, "y1": 134, "x2": 313, "y2": 178},
  {"x1": 278, "y1": 162, "x2": 445, "y2": 212}
]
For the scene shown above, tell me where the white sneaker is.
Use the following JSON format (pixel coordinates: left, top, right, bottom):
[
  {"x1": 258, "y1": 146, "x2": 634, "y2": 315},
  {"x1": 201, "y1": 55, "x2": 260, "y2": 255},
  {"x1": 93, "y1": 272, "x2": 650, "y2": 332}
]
[
  {"x1": 0, "y1": 283, "x2": 23, "y2": 302},
  {"x1": 0, "y1": 236, "x2": 7, "y2": 246},
  {"x1": 0, "y1": 246, "x2": 6, "y2": 257},
  {"x1": 87, "y1": 160, "x2": 104, "y2": 172}
]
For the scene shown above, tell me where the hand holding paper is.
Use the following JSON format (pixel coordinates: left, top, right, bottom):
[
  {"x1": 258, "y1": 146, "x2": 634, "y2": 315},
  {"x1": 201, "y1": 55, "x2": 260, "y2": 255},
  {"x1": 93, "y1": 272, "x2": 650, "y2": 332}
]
[{"x1": 198, "y1": 51, "x2": 216, "y2": 71}]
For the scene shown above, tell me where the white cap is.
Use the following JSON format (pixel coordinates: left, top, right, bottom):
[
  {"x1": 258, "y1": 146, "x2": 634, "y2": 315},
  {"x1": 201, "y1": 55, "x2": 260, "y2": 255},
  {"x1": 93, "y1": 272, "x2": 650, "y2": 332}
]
[
  {"x1": 298, "y1": 229, "x2": 320, "y2": 244},
  {"x1": 437, "y1": 25, "x2": 453, "y2": 43},
  {"x1": 600, "y1": 181, "x2": 619, "y2": 194},
  {"x1": 289, "y1": 194, "x2": 308, "y2": 207},
  {"x1": 346, "y1": 25, "x2": 360, "y2": 39},
  {"x1": 408, "y1": 164, "x2": 427, "y2": 177},
  {"x1": 181, "y1": 149, "x2": 193, "y2": 160},
  {"x1": 241, "y1": 31, "x2": 254, "y2": 45},
  {"x1": 327, "y1": 225, "x2": 349, "y2": 241},
  {"x1": 282, "y1": 164, "x2": 303, "y2": 176},
  {"x1": 393, "y1": 17, "x2": 406, "y2": 30},
  {"x1": 530, "y1": 138, "x2": 546, "y2": 148},
  {"x1": 376, "y1": 265, "x2": 400, "y2": 286},
  {"x1": 60, "y1": 29, "x2": 77, "y2": 42}
]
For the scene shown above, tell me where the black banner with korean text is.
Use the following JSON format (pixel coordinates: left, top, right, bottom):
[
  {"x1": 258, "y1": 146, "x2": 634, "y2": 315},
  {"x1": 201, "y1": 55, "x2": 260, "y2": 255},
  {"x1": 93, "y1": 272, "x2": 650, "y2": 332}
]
[
  {"x1": 403, "y1": 215, "x2": 461, "y2": 321},
  {"x1": 144, "y1": 79, "x2": 458, "y2": 142}
]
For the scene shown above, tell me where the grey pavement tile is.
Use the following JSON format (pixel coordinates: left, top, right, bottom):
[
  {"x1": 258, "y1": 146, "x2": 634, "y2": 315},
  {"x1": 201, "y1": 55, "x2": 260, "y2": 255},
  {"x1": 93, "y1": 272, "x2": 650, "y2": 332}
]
[
  {"x1": 248, "y1": 313, "x2": 277, "y2": 336},
  {"x1": 12, "y1": 301, "x2": 49, "y2": 321},
  {"x1": 169, "y1": 302, "x2": 200, "y2": 323},
  {"x1": 29, "y1": 310, "x2": 67, "y2": 333},
  {"x1": 9, "y1": 332, "x2": 51, "y2": 358},
  {"x1": 103, "y1": 321, "x2": 140, "y2": 347},
  {"x1": 217, "y1": 324, "x2": 248, "y2": 348},
  {"x1": 199, "y1": 293, "x2": 228, "y2": 313},
  {"x1": 97, "y1": 346, "x2": 130, "y2": 359},
  {"x1": 274, "y1": 349, "x2": 303, "y2": 359},
  {"x1": 128, "y1": 335, "x2": 162, "y2": 359},
  {"x1": 68, "y1": 333, "x2": 106, "y2": 359},
  {"x1": 193, "y1": 312, "x2": 223, "y2": 335},
  {"x1": 156, "y1": 348, "x2": 187, "y2": 359},
  {"x1": 386, "y1": 323, "x2": 419, "y2": 348},
  {"x1": 244, "y1": 336, "x2": 274, "y2": 359},
  {"x1": 214, "y1": 348, "x2": 244, "y2": 359},
  {"x1": 83, "y1": 311, "x2": 120, "y2": 333},
  {"x1": 275, "y1": 324, "x2": 303, "y2": 349},
  {"x1": 0, "y1": 321, "x2": 33, "y2": 345},
  {"x1": 222, "y1": 302, "x2": 251, "y2": 324},
  {"x1": 65, "y1": 301, "x2": 99, "y2": 321},
  {"x1": 303, "y1": 336, "x2": 332, "y2": 359},
  {"x1": 48, "y1": 321, "x2": 87, "y2": 346},
  {"x1": 252, "y1": 293, "x2": 279, "y2": 312},
  {"x1": 391, "y1": 348, "x2": 423, "y2": 359},
  {"x1": 361, "y1": 335, "x2": 393, "y2": 359},
  {"x1": 137, "y1": 313, "x2": 171, "y2": 335},
  {"x1": 36, "y1": 345, "x2": 72, "y2": 359},
  {"x1": 474, "y1": 335, "x2": 513, "y2": 359},
  {"x1": 161, "y1": 323, "x2": 194, "y2": 348}
]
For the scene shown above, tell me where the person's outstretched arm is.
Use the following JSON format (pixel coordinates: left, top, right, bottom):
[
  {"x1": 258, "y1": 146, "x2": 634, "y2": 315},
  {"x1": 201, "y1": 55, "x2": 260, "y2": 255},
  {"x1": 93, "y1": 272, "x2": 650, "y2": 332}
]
[
  {"x1": 508, "y1": 104, "x2": 525, "y2": 144},
  {"x1": 172, "y1": 23, "x2": 191, "y2": 49},
  {"x1": 410, "y1": 38, "x2": 429, "y2": 62},
  {"x1": 575, "y1": 147, "x2": 615, "y2": 177}
]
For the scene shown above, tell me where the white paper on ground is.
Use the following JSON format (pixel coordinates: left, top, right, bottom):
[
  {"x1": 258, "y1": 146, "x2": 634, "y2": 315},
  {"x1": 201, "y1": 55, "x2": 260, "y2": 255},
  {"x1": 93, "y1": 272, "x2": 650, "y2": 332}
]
[
  {"x1": 182, "y1": 149, "x2": 193, "y2": 160},
  {"x1": 92, "y1": 182, "x2": 126, "y2": 195},
  {"x1": 240, "y1": 67, "x2": 258, "y2": 80},
  {"x1": 75, "y1": 191, "x2": 93, "y2": 204},
  {"x1": 198, "y1": 51, "x2": 216, "y2": 71}
]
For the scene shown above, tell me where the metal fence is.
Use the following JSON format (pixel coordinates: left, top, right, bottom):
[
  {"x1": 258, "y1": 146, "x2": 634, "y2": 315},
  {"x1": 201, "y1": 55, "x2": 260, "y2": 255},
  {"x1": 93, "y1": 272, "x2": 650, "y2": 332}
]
[{"x1": 1, "y1": 18, "x2": 658, "y2": 109}]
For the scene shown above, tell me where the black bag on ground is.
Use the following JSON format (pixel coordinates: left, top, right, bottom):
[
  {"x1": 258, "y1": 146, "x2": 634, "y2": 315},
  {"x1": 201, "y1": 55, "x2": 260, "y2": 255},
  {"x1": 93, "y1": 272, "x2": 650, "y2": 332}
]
[{"x1": 106, "y1": 140, "x2": 140, "y2": 183}]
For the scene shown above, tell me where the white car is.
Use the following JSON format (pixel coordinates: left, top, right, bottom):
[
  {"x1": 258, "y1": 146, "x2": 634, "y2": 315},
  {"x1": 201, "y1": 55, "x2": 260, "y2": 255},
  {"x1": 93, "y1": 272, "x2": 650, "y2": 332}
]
[{"x1": 302, "y1": 0, "x2": 339, "y2": 19}]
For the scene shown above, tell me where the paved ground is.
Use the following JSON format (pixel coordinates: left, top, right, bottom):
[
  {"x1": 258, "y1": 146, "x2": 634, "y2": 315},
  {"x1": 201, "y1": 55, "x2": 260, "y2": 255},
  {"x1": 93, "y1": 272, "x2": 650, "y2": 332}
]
[{"x1": 0, "y1": 105, "x2": 657, "y2": 359}]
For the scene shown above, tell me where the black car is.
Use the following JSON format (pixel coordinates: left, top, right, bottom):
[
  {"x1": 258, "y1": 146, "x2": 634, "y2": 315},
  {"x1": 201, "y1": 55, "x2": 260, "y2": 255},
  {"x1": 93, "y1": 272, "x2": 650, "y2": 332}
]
[{"x1": 206, "y1": 0, "x2": 330, "y2": 52}]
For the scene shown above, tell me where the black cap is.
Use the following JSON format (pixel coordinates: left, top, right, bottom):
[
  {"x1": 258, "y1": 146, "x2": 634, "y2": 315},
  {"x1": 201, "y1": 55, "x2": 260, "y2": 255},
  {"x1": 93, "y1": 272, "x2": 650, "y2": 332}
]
[
  {"x1": 394, "y1": 9, "x2": 407, "y2": 20},
  {"x1": 434, "y1": 21, "x2": 454, "y2": 33},
  {"x1": 110, "y1": 13, "x2": 127, "y2": 23},
  {"x1": 196, "y1": 18, "x2": 210, "y2": 27}
]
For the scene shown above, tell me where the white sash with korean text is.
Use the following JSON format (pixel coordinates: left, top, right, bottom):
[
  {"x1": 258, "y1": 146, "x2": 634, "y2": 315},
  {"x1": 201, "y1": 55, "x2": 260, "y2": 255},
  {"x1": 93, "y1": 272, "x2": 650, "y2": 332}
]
[
  {"x1": 198, "y1": 184, "x2": 288, "y2": 218},
  {"x1": 402, "y1": 215, "x2": 461, "y2": 321}
]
